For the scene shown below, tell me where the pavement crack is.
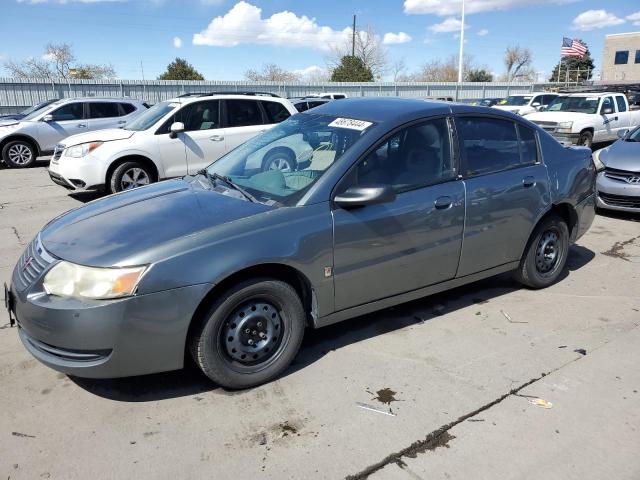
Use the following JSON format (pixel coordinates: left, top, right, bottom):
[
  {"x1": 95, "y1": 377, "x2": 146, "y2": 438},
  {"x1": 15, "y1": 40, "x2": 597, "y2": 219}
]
[
  {"x1": 345, "y1": 369, "x2": 564, "y2": 480},
  {"x1": 11, "y1": 226, "x2": 25, "y2": 246}
]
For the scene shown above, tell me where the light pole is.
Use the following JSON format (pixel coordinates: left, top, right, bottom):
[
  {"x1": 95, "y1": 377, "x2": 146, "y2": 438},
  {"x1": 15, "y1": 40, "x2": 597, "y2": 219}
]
[{"x1": 457, "y1": 0, "x2": 465, "y2": 83}]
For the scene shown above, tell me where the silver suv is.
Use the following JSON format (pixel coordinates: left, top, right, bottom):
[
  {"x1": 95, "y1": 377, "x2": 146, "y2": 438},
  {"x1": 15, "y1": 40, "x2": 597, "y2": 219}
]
[{"x1": 0, "y1": 97, "x2": 147, "y2": 168}]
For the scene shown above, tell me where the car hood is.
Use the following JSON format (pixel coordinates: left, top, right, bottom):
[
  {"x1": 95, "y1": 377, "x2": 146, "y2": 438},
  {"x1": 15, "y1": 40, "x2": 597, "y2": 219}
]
[
  {"x1": 526, "y1": 111, "x2": 591, "y2": 123},
  {"x1": 599, "y1": 140, "x2": 640, "y2": 171},
  {"x1": 0, "y1": 119, "x2": 21, "y2": 128},
  {"x1": 40, "y1": 177, "x2": 273, "y2": 267},
  {"x1": 60, "y1": 128, "x2": 136, "y2": 147},
  {"x1": 0, "y1": 114, "x2": 23, "y2": 122}
]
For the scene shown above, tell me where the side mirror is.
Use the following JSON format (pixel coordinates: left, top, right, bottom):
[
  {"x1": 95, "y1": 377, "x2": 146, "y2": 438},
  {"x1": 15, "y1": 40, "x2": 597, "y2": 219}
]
[
  {"x1": 169, "y1": 121, "x2": 184, "y2": 139},
  {"x1": 42, "y1": 114, "x2": 53, "y2": 122},
  {"x1": 532, "y1": 102, "x2": 541, "y2": 107},
  {"x1": 538, "y1": 106, "x2": 546, "y2": 112},
  {"x1": 601, "y1": 107, "x2": 614, "y2": 115},
  {"x1": 334, "y1": 185, "x2": 396, "y2": 209},
  {"x1": 617, "y1": 128, "x2": 629, "y2": 139}
]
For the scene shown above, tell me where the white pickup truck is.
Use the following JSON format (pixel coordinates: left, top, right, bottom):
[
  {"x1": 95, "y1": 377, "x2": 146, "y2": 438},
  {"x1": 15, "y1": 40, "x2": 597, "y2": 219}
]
[{"x1": 526, "y1": 92, "x2": 640, "y2": 148}]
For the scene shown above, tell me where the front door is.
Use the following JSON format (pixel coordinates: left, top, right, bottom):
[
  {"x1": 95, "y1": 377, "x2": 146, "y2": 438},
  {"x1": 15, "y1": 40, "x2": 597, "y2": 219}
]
[
  {"x1": 37, "y1": 102, "x2": 86, "y2": 151},
  {"x1": 454, "y1": 115, "x2": 551, "y2": 277},
  {"x1": 599, "y1": 96, "x2": 619, "y2": 142},
  {"x1": 179, "y1": 99, "x2": 227, "y2": 174},
  {"x1": 332, "y1": 118, "x2": 465, "y2": 311}
]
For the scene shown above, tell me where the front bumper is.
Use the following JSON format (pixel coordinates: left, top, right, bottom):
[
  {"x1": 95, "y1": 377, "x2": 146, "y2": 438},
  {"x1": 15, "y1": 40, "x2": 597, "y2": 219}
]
[
  {"x1": 48, "y1": 154, "x2": 106, "y2": 191},
  {"x1": 9, "y1": 247, "x2": 212, "y2": 378},
  {"x1": 596, "y1": 172, "x2": 640, "y2": 212},
  {"x1": 550, "y1": 133, "x2": 580, "y2": 146}
]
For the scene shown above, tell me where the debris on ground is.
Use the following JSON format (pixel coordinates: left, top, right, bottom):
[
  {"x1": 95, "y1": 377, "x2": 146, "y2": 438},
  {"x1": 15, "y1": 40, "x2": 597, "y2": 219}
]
[
  {"x1": 12, "y1": 431, "x2": 36, "y2": 438},
  {"x1": 528, "y1": 398, "x2": 553, "y2": 409},
  {"x1": 367, "y1": 388, "x2": 400, "y2": 405},
  {"x1": 558, "y1": 345, "x2": 567, "y2": 349},
  {"x1": 356, "y1": 402, "x2": 396, "y2": 417},
  {"x1": 574, "y1": 348, "x2": 587, "y2": 356},
  {"x1": 501, "y1": 310, "x2": 528, "y2": 324}
]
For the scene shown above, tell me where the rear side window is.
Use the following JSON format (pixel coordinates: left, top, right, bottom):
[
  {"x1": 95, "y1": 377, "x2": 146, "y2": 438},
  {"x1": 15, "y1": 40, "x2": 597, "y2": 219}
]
[
  {"x1": 615, "y1": 96, "x2": 627, "y2": 112},
  {"x1": 294, "y1": 102, "x2": 309, "y2": 112},
  {"x1": 517, "y1": 124, "x2": 538, "y2": 166},
  {"x1": 50, "y1": 102, "x2": 84, "y2": 121},
  {"x1": 261, "y1": 101, "x2": 291, "y2": 124},
  {"x1": 457, "y1": 117, "x2": 521, "y2": 177},
  {"x1": 120, "y1": 103, "x2": 137, "y2": 115},
  {"x1": 88, "y1": 102, "x2": 121, "y2": 119},
  {"x1": 225, "y1": 99, "x2": 263, "y2": 127}
]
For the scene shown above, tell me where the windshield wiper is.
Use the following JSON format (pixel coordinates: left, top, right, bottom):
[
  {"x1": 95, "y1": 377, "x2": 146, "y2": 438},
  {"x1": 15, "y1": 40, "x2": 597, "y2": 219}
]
[{"x1": 197, "y1": 169, "x2": 258, "y2": 203}]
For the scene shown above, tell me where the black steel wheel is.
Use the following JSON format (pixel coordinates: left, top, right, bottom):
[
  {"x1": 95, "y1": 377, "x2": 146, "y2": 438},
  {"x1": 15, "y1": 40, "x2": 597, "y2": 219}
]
[
  {"x1": 514, "y1": 214, "x2": 569, "y2": 289},
  {"x1": 189, "y1": 279, "x2": 305, "y2": 389}
]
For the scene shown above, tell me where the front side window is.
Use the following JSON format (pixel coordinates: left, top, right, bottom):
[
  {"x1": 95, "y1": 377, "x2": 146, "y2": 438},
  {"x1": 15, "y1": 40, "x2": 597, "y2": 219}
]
[
  {"x1": 615, "y1": 50, "x2": 629, "y2": 65},
  {"x1": 502, "y1": 96, "x2": 532, "y2": 106},
  {"x1": 615, "y1": 96, "x2": 627, "y2": 112},
  {"x1": 457, "y1": 117, "x2": 521, "y2": 177},
  {"x1": 49, "y1": 102, "x2": 84, "y2": 121},
  {"x1": 531, "y1": 96, "x2": 544, "y2": 106},
  {"x1": 517, "y1": 124, "x2": 538, "y2": 166},
  {"x1": 339, "y1": 119, "x2": 455, "y2": 194},
  {"x1": 261, "y1": 101, "x2": 291, "y2": 124},
  {"x1": 225, "y1": 99, "x2": 263, "y2": 127},
  {"x1": 208, "y1": 113, "x2": 372, "y2": 206},
  {"x1": 542, "y1": 95, "x2": 557, "y2": 105},
  {"x1": 181, "y1": 100, "x2": 220, "y2": 131},
  {"x1": 88, "y1": 102, "x2": 121, "y2": 119},
  {"x1": 127, "y1": 101, "x2": 178, "y2": 132}
]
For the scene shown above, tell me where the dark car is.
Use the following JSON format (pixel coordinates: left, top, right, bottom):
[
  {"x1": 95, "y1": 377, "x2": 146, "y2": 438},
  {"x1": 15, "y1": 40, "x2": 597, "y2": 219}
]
[
  {"x1": 292, "y1": 97, "x2": 332, "y2": 112},
  {"x1": 6, "y1": 98, "x2": 596, "y2": 389},
  {"x1": 474, "y1": 98, "x2": 504, "y2": 107},
  {"x1": 0, "y1": 99, "x2": 58, "y2": 122}
]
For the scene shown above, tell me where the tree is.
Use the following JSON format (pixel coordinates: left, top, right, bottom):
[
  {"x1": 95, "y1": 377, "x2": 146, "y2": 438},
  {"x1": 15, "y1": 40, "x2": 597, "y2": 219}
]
[
  {"x1": 467, "y1": 68, "x2": 493, "y2": 82},
  {"x1": 158, "y1": 58, "x2": 204, "y2": 80},
  {"x1": 503, "y1": 45, "x2": 535, "y2": 82},
  {"x1": 548, "y1": 40, "x2": 595, "y2": 83},
  {"x1": 401, "y1": 55, "x2": 485, "y2": 82},
  {"x1": 328, "y1": 25, "x2": 388, "y2": 78},
  {"x1": 4, "y1": 43, "x2": 115, "y2": 79},
  {"x1": 244, "y1": 63, "x2": 299, "y2": 82},
  {"x1": 330, "y1": 56, "x2": 373, "y2": 82},
  {"x1": 391, "y1": 58, "x2": 407, "y2": 82}
]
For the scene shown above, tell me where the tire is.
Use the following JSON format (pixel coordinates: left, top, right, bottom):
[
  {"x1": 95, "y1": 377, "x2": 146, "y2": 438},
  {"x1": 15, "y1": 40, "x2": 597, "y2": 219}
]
[
  {"x1": 577, "y1": 130, "x2": 593, "y2": 149},
  {"x1": 109, "y1": 161, "x2": 153, "y2": 193},
  {"x1": 263, "y1": 150, "x2": 296, "y2": 173},
  {"x1": 2, "y1": 139, "x2": 37, "y2": 168},
  {"x1": 189, "y1": 279, "x2": 306, "y2": 389},
  {"x1": 514, "y1": 214, "x2": 569, "y2": 289}
]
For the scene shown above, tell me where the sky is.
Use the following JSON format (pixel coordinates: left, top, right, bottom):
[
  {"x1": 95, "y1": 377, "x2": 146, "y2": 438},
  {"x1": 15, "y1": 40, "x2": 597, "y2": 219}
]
[{"x1": 1, "y1": 0, "x2": 639, "y2": 81}]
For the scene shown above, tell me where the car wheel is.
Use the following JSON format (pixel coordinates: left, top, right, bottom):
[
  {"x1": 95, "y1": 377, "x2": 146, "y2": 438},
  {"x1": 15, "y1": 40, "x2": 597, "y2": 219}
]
[
  {"x1": 577, "y1": 131, "x2": 593, "y2": 149},
  {"x1": 514, "y1": 214, "x2": 569, "y2": 289},
  {"x1": 189, "y1": 279, "x2": 305, "y2": 389},
  {"x1": 263, "y1": 150, "x2": 296, "y2": 173},
  {"x1": 109, "y1": 161, "x2": 152, "y2": 193},
  {"x1": 2, "y1": 140, "x2": 37, "y2": 168}
]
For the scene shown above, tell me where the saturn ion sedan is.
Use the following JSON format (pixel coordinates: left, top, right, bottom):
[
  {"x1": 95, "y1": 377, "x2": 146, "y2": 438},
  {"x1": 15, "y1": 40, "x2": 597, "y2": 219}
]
[{"x1": 6, "y1": 98, "x2": 596, "y2": 389}]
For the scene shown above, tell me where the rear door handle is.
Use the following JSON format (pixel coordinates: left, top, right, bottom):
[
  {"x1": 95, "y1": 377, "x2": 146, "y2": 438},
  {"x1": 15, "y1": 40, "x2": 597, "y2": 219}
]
[
  {"x1": 210, "y1": 135, "x2": 224, "y2": 142},
  {"x1": 434, "y1": 196, "x2": 452, "y2": 210},
  {"x1": 522, "y1": 176, "x2": 535, "y2": 188}
]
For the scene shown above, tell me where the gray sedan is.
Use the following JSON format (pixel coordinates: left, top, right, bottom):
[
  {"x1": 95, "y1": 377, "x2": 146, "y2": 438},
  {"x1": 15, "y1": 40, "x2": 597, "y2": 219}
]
[
  {"x1": 594, "y1": 126, "x2": 640, "y2": 212},
  {"x1": 6, "y1": 98, "x2": 596, "y2": 389}
]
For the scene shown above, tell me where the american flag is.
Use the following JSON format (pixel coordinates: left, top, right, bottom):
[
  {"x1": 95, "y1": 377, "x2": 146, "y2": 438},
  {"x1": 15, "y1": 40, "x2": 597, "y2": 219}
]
[{"x1": 561, "y1": 37, "x2": 587, "y2": 58}]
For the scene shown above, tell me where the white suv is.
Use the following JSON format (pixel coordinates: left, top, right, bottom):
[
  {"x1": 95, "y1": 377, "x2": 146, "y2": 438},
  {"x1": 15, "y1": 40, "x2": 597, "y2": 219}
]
[
  {"x1": 0, "y1": 97, "x2": 147, "y2": 168},
  {"x1": 48, "y1": 92, "x2": 300, "y2": 193}
]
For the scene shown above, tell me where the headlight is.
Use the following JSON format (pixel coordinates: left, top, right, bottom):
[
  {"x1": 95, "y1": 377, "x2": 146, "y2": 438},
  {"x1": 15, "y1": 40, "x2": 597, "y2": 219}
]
[
  {"x1": 65, "y1": 141, "x2": 103, "y2": 158},
  {"x1": 592, "y1": 149, "x2": 606, "y2": 172},
  {"x1": 556, "y1": 121, "x2": 573, "y2": 134},
  {"x1": 43, "y1": 261, "x2": 147, "y2": 300}
]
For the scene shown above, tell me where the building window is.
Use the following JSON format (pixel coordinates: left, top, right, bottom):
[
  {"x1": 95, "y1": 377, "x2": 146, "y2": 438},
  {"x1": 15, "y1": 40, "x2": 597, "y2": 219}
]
[
  {"x1": 635, "y1": 50, "x2": 640, "y2": 64},
  {"x1": 614, "y1": 50, "x2": 629, "y2": 65}
]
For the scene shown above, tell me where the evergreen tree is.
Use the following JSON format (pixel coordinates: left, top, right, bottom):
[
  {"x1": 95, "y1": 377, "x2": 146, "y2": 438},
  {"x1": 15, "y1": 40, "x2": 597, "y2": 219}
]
[
  {"x1": 158, "y1": 58, "x2": 204, "y2": 81},
  {"x1": 330, "y1": 56, "x2": 374, "y2": 82}
]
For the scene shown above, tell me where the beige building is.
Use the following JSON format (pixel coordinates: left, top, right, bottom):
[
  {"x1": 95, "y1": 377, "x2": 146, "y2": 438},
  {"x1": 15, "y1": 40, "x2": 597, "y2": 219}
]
[{"x1": 601, "y1": 32, "x2": 640, "y2": 82}]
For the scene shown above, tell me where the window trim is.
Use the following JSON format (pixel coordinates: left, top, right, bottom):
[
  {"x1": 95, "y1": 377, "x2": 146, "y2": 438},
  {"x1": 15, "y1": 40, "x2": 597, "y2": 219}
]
[
  {"x1": 330, "y1": 115, "x2": 461, "y2": 207},
  {"x1": 454, "y1": 113, "x2": 542, "y2": 180}
]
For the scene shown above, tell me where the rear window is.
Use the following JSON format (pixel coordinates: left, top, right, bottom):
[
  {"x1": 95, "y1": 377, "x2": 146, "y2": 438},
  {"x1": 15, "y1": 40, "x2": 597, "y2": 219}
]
[
  {"x1": 225, "y1": 99, "x2": 263, "y2": 127},
  {"x1": 294, "y1": 102, "x2": 309, "y2": 113},
  {"x1": 261, "y1": 101, "x2": 291, "y2": 124},
  {"x1": 88, "y1": 102, "x2": 120, "y2": 119},
  {"x1": 120, "y1": 103, "x2": 137, "y2": 115}
]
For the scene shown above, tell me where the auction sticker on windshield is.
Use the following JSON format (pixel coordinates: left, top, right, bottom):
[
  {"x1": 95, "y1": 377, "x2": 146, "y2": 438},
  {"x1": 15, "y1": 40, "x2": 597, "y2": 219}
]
[{"x1": 328, "y1": 118, "x2": 373, "y2": 131}]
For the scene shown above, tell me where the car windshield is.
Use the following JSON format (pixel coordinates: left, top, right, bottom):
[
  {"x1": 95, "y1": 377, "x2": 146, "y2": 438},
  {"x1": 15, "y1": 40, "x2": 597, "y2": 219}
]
[
  {"x1": 547, "y1": 96, "x2": 599, "y2": 114},
  {"x1": 125, "y1": 101, "x2": 177, "y2": 131},
  {"x1": 627, "y1": 126, "x2": 640, "y2": 142},
  {"x1": 19, "y1": 100, "x2": 55, "y2": 116},
  {"x1": 207, "y1": 113, "x2": 372, "y2": 206},
  {"x1": 501, "y1": 96, "x2": 532, "y2": 106}
]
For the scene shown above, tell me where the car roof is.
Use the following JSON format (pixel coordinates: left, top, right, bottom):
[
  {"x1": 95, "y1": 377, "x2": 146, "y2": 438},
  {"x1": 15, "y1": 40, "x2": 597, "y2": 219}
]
[
  {"x1": 50, "y1": 97, "x2": 142, "y2": 105},
  {"x1": 560, "y1": 92, "x2": 622, "y2": 97}
]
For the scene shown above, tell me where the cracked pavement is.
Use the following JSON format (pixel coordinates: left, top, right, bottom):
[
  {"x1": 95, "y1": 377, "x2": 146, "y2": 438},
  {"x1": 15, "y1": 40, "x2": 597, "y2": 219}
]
[{"x1": 1, "y1": 165, "x2": 640, "y2": 479}]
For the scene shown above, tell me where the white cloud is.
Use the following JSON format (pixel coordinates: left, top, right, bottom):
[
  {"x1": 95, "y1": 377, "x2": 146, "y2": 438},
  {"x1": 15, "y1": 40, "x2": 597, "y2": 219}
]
[
  {"x1": 173, "y1": 36, "x2": 183, "y2": 48},
  {"x1": 627, "y1": 12, "x2": 640, "y2": 26},
  {"x1": 383, "y1": 32, "x2": 412, "y2": 44},
  {"x1": 405, "y1": 0, "x2": 578, "y2": 16},
  {"x1": 572, "y1": 9, "x2": 625, "y2": 31},
  {"x1": 477, "y1": 28, "x2": 489, "y2": 36},
  {"x1": 193, "y1": 1, "x2": 351, "y2": 50},
  {"x1": 429, "y1": 17, "x2": 468, "y2": 33}
]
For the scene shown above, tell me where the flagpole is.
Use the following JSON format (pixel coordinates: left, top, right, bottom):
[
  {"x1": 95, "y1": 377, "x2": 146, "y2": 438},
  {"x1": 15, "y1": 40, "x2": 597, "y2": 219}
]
[{"x1": 457, "y1": 0, "x2": 465, "y2": 83}]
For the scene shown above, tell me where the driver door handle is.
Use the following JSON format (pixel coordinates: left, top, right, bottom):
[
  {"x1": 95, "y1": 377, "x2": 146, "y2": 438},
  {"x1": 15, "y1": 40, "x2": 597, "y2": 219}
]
[
  {"x1": 210, "y1": 135, "x2": 224, "y2": 142},
  {"x1": 523, "y1": 176, "x2": 536, "y2": 188},
  {"x1": 434, "y1": 196, "x2": 452, "y2": 210},
  {"x1": 77, "y1": 124, "x2": 87, "y2": 128}
]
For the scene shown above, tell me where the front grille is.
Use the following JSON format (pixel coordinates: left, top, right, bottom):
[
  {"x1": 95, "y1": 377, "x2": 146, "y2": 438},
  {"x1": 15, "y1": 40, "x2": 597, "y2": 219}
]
[
  {"x1": 532, "y1": 121, "x2": 557, "y2": 133},
  {"x1": 12, "y1": 235, "x2": 56, "y2": 292},
  {"x1": 599, "y1": 192, "x2": 640, "y2": 209},
  {"x1": 51, "y1": 144, "x2": 64, "y2": 163},
  {"x1": 604, "y1": 167, "x2": 640, "y2": 184}
]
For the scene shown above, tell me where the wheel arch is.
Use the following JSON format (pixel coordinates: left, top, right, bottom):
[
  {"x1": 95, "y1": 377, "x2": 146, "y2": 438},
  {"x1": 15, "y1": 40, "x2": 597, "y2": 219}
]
[
  {"x1": 105, "y1": 154, "x2": 160, "y2": 185},
  {"x1": 0, "y1": 134, "x2": 42, "y2": 157},
  {"x1": 522, "y1": 202, "x2": 579, "y2": 260}
]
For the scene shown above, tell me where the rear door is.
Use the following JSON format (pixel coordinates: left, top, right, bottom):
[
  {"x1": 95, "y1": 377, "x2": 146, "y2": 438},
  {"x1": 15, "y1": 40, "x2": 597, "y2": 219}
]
[
  {"x1": 86, "y1": 101, "x2": 126, "y2": 132},
  {"x1": 614, "y1": 95, "x2": 631, "y2": 130},
  {"x1": 222, "y1": 99, "x2": 267, "y2": 152},
  {"x1": 37, "y1": 101, "x2": 86, "y2": 151},
  {"x1": 455, "y1": 115, "x2": 550, "y2": 277}
]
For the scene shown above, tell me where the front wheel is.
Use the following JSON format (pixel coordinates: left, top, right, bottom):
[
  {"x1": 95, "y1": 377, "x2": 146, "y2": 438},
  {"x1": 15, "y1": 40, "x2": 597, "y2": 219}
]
[
  {"x1": 577, "y1": 130, "x2": 593, "y2": 149},
  {"x1": 109, "y1": 161, "x2": 153, "y2": 193},
  {"x1": 189, "y1": 279, "x2": 306, "y2": 389},
  {"x1": 2, "y1": 140, "x2": 37, "y2": 168},
  {"x1": 514, "y1": 214, "x2": 569, "y2": 289}
]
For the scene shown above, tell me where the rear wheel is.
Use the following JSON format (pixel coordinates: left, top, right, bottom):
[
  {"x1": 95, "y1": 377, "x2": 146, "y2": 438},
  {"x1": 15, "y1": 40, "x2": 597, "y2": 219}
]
[
  {"x1": 577, "y1": 130, "x2": 593, "y2": 149},
  {"x1": 189, "y1": 279, "x2": 305, "y2": 389},
  {"x1": 514, "y1": 214, "x2": 569, "y2": 289},
  {"x1": 263, "y1": 150, "x2": 296, "y2": 173},
  {"x1": 109, "y1": 161, "x2": 153, "y2": 193},
  {"x1": 2, "y1": 140, "x2": 37, "y2": 168}
]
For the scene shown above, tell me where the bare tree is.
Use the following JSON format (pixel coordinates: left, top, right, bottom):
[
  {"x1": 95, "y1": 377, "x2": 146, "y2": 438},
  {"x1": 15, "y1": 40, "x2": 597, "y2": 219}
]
[
  {"x1": 72, "y1": 63, "x2": 116, "y2": 80},
  {"x1": 45, "y1": 43, "x2": 75, "y2": 79},
  {"x1": 404, "y1": 55, "x2": 477, "y2": 82},
  {"x1": 503, "y1": 45, "x2": 535, "y2": 82},
  {"x1": 244, "y1": 63, "x2": 299, "y2": 82},
  {"x1": 391, "y1": 58, "x2": 407, "y2": 82},
  {"x1": 4, "y1": 57, "x2": 54, "y2": 79},
  {"x1": 328, "y1": 25, "x2": 388, "y2": 78}
]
